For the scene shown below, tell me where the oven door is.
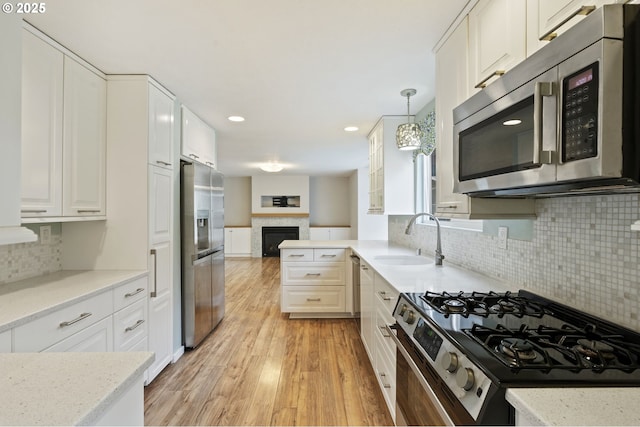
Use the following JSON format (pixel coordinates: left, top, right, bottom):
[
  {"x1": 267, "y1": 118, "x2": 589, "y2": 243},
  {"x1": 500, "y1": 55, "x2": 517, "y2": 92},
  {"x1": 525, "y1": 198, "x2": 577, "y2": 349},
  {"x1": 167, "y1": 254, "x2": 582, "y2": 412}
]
[{"x1": 453, "y1": 67, "x2": 558, "y2": 195}]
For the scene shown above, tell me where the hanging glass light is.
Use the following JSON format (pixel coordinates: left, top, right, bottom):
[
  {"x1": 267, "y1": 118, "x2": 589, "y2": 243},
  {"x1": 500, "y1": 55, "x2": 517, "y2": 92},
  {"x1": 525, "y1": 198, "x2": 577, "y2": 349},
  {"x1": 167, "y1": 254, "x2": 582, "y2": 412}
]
[{"x1": 396, "y1": 88, "x2": 424, "y2": 151}]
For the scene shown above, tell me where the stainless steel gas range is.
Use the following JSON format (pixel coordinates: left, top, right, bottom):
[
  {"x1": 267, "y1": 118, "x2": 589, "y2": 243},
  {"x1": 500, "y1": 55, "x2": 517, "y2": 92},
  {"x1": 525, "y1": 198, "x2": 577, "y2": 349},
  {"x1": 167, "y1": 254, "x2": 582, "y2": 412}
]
[{"x1": 390, "y1": 290, "x2": 640, "y2": 425}]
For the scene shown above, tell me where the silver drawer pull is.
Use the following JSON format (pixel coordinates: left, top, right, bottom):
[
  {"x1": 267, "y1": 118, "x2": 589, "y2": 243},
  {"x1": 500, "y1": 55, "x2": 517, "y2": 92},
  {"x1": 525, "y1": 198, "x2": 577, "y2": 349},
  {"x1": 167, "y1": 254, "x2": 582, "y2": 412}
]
[
  {"x1": 156, "y1": 160, "x2": 172, "y2": 166},
  {"x1": 188, "y1": 153, "x2": 199, "y2": 159},
  {"x1": 21, "y1": 209, "x2": 47, "y2": 213},
  {"x1": 59, "y1": 312, "x2": 92, "y2": 328},
  {"x1": 378, "y1": 291, "x2": 392, "y2": 301},
  {"x1": 379, "y1": 372, "x2": 391, "y2": 388},
  {"x1": 320, "y1": 254, "x2": 336, "y2": 258},
  {"x1": 206, "y1": 162, "x2": 215, "y2": 167},
  {"x1": 305, "y1": 273, "x2": 321, "y2": 277},
  {"x1": 379, "y1": 325, "x2": 391, "y2": 338},
  {"x1": 124, "y1": 287, "x2": 145, "y2": 298},
  {"x1": 125, "y1": 319, "x2": 145, "y2": 332},
  {"x1": 306, "y1": 298, "x2": 321, "y2": 302},
  {"x1": 475, "y1": 69, "x2": 505, "y2": 89},
  {"x1": 289, "y1": 254, "x2": 306, "y2": 258},
  {"x1": 539, "y1": 5, "x2": 595, "y2": 41},
  {"x1": 77, "y1": 209, "x2": 101, "y2": 213},
  {"x1": 361, "y1": 265, "x2": 369, "y2": 270}
]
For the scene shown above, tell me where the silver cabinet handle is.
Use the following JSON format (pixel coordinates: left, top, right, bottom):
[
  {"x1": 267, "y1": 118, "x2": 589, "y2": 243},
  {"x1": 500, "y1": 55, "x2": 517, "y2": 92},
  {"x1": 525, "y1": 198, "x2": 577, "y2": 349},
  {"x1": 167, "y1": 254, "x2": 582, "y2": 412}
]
[
  {"x1": 289, "y1": 254, "x2": 306, "y2": 258},
  {"x1": 206, "y1": 161, "x2": 214, "y2": 167},
  {"x1": 150, "y1": 249, "x2": 157, "y2": 297},
  {"x1": 540, "y1": 5, "x2": 595, "y2": 41},
  {"x1": 21, "y1": 209, "x2": 47, "y2": 213},
  {"x1": 378, "y1": 291, "x2": 392, "y2": 301},
  {"x1": 188, "y1": 153, "x2": 199, "y2": 159},
  {"x1": 379, "y1": 372, "x2": 391, "y2": 388},
  {"x1": 361, "y1": 265, "x2": 369, "y2": 271},
  {"x1": 124, "y1": 287, "x2": 145, "y2": 298},
  {"x1": 305, "y1": 273, "x2": 321, "y2": 277},
  {"x1": 156, "y1": 160, "x2": 172, "y2": 166},
  {"x1": 125, "y1": 319, "x2": 145, "y2": 332},
  {"x1": 438, "y1": 204, "x2": 459, "y2": 210},
  {"x1": 306, "y1": 298, "x2": 321, "y2": 302},
  {"x1": 320, "y1": 254, "x2": 336, "y2": 258},
  {"x1": 379, "y1": 325, "x2": 391, "y2": 338},
  {"x1": 77, "y1": 209, "x2": 101, "y2": 213},
  {"x1": 59, "y1": 312, "x2": 92, "y2": 328},
  {"x1": 475, "y1": 70, "x2": 505, "y2": 89}
]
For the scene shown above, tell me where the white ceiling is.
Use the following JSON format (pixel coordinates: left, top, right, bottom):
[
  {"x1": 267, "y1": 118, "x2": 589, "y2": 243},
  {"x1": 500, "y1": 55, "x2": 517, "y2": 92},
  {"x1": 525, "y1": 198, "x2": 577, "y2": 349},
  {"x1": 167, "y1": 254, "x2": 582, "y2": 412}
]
[{"x1": 26, "y1": 0, "x2": 467, "y2": 177}]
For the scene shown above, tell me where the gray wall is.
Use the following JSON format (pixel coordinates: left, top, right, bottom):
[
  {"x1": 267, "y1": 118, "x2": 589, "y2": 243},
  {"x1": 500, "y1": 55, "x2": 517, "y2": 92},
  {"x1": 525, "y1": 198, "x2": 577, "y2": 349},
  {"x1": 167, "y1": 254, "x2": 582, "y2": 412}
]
[
  {"x1": 309, "y1": 176, "x2": 350, "y2": 226},
  {"x1": 224, "y1": 177, "x2": 252, "y2": 226}
]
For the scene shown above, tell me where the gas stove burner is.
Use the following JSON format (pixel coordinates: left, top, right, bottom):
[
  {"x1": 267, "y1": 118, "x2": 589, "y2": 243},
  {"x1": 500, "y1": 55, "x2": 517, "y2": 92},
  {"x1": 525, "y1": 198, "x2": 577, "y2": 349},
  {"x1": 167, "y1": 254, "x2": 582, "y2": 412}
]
[
  {"x1": 575, "y1": 339, "x2": 616, "y2": 361},
  {"x1": 492, "y1": 299, "x2": 517, "y2": 313},
  {"x1": 499, "y1": 338, "x2": 539, "y2": 362},
  {"x1": 442, "y1": 299, "x2": 466, "y2": 313}
]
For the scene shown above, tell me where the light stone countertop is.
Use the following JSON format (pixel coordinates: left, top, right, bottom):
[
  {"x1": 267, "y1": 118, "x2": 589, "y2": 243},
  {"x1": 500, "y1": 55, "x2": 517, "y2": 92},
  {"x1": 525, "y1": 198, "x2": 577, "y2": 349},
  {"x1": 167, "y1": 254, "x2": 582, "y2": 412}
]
[
  {"x1": 506, "y1": 388, "x2": 640, "y2": 426},
  {"x1": 0, "y1": 270, "x2": 147, "y2": 333},
  {"x1": 279, "y1": 239, "x2": 640, "y2": 426},
  {"x1": 0, "y1": 351, "x2": 154, "y2": 426}
]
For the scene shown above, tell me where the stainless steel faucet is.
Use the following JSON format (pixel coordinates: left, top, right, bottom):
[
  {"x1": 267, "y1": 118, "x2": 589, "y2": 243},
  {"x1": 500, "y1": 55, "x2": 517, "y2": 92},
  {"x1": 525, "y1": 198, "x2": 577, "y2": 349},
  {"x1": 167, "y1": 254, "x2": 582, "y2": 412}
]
[{"x1": 405, "y1": 212, "x2": 445, "y2": 266}]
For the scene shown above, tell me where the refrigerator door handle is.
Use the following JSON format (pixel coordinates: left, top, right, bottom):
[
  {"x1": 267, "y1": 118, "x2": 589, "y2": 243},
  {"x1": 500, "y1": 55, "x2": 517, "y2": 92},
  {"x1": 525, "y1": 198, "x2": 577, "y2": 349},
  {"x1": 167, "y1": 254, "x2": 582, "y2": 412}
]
[{"x1": 150, "y1": 248, "x2": 157, "y2": 297}]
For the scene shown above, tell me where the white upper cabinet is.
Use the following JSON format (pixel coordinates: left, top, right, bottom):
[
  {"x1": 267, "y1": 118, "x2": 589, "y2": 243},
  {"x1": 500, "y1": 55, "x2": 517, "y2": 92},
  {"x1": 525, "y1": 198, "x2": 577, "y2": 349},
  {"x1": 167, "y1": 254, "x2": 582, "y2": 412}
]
[
  {"x1": 62, "y1": 57, "x2": 107, "y2": 217},
  {"x1": 367, "y1": 116, "x2": 415, "y2": 215},
  {"x1": 148, "y1": 83, "x2": 175, "y2": 170},
  {"x1": 20, "y1": 26, "x2": 106, "y2": 221},
  {"x1": 21, "y1": 29, "x2": 64, "y2": 218},
  {"x1": 181, "y1": 105, "x2": 217, "y2": 168},
  {"x1": 468, "y1": 0, "x2": 526, "y2": 93}
]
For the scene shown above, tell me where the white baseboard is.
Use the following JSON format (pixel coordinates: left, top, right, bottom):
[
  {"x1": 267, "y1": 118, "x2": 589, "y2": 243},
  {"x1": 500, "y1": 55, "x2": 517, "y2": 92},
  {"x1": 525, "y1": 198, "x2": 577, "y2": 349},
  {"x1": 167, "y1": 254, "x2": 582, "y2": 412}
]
[{"x1": 172, "y1": 345, "x2": 184, "y2": 363}]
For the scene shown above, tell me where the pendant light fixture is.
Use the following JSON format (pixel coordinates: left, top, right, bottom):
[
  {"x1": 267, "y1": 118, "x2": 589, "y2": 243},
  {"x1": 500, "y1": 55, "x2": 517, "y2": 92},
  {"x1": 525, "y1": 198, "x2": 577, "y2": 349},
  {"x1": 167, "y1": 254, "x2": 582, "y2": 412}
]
[{"x1": 395, "y1": 88, "x2": 425, "y2": 151}]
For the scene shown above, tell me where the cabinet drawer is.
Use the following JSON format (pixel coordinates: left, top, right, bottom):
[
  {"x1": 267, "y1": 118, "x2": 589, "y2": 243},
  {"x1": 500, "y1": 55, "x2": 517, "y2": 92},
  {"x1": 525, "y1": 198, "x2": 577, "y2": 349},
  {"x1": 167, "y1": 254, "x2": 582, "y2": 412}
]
[
  {"x1": 281, "y1": 286, "x2": 346, "y2": 312},
  {"x1": 0, "y1": 329, "x2": 11, "y2": 353},
  {"x1": 282, "y1": 262, "x2": 345, "y2": 286},
  {"x1": 375, "y1": 276, "x2": 399, "y2": 315},
  {"x1": 113, "y1": 298, "x2": 147, "y2": 352},
  {"x1": 281, "y1": 248, "x2": 314, "y2": 262},
  {"x1": 375, "y1": 303, "x2": 397, "y2": 360},
  {"x1": 374, "y1": 328, "x2": 396, "y2": 417},
  {"x1": 43, "y1": 316, "x2": 113, "y2": 352},
  {"x1": 14, "y1": 290, "x2": 114, "y2": 352},
  {"x1": 113, "y1": 276, "x2": 148, "y2": 312},
  {"x1": 313, "y1": 248, "x2": 345, "y2": 261}
]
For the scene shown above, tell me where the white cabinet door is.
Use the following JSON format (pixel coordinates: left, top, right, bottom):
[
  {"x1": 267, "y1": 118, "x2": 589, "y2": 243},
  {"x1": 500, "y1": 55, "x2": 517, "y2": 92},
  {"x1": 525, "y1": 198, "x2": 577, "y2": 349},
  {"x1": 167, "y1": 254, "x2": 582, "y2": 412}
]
[
  {"x1": 526, "y1": 0, "x2": 609, "y2": 56},
  {"x1": 359, "y1": 260, "x2": 374, "y2": 362},
  {"x1": 309, "y1": 228, "x2": 331, "y2": 240},
  {"x1": 468, "y1": 0, "x2": 526, "y2": 93},
  {"x1": 435, "y1": 19, "x2": 471, "y2": 216},
  {"x1": 181, "y1": 105, "x2": 216, "y2": 168},
  {"x1": 43, "y1": 316, "x2": 113, "y2": 353},
  {"x1": 330, "y1": 227, "x2": 351, "y2": 240},
  {"x1": 147, "y1": 241, "x2": 172, "y2": 383},
  {"x1": 62, "y1": 56, "x2": 106, "y2": 216},
  {"x1": 21, "y1": 30, "x2": 64, "y2": 218},
  {"x1": 149, "y1": 166, "x2": 173, "y2": 245},
  {"x1": 228, "y1": 227, "x2": 251, "y2": 256},
  {"x1": 148, "y1": 82, "x2": 174, "y2": 169}
]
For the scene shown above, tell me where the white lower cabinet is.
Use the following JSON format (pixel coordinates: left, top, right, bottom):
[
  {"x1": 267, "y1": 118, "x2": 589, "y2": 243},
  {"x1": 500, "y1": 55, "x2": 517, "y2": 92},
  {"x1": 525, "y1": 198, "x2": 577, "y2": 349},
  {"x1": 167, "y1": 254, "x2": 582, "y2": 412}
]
[
  {"x1": 224, "y1": 227, "x2": 251, "y2": 257},
  {"x1": 360, "y1": 266, "x2": 397, "y2": 420},
  {"x1": 113, "y1": 299, "x2": 147, "y2": 352},
  {"x1": 309, "y1": 227, "x2": 352, "y2": 240},
  {"x1": 147, "y1": 291, "x2": 172, "y2": 383},
  {"x1": 0, "y1": 329, "x2": 12, "y2": 353},
  {"x1": 94, "y1": 376, "x2": 145, "y2": 426},
  {"x1": 280, "y1": 248, "x2": 349, "y2": 314},
  {"x1": 44, "y1": 316, "x2": 113, "y2": 353}
]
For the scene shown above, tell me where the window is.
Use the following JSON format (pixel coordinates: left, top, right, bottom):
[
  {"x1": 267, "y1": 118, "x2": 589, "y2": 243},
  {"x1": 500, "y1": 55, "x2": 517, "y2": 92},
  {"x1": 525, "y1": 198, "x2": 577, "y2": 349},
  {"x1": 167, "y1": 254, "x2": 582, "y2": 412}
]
[{"x1": 414, "y1": 151, "x2": 436, "y2": 214}]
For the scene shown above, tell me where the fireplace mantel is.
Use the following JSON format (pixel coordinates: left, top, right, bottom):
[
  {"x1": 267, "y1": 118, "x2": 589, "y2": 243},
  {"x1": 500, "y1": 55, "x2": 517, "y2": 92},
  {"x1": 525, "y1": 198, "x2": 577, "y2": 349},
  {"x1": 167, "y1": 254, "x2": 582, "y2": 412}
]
[{"x1": 252, "y1": 213, "x2": 309, "y2": 218}]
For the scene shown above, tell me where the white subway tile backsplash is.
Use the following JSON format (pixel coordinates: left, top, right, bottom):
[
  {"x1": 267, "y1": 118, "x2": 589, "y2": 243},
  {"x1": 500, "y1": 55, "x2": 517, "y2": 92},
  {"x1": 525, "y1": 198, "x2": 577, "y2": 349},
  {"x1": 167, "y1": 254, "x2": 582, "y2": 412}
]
[{"x1": 390, "y1": 194, "x2": 640, "y2": 331}]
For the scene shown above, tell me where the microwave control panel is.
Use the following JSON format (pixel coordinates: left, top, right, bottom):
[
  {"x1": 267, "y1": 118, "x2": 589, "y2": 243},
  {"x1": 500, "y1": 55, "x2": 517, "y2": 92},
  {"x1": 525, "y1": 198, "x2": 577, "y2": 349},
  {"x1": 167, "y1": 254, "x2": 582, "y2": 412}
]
[{"x1": 562, "y1": 62, "x2": 599, "y2": 162}]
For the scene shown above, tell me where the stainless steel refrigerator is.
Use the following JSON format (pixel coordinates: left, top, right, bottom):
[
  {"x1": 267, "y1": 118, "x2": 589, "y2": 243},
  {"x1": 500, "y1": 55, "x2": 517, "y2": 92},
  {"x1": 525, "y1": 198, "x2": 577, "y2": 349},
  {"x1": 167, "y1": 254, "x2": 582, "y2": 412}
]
[{"x1": 181, "y1": 161, "x2": 225, "y2": 349}]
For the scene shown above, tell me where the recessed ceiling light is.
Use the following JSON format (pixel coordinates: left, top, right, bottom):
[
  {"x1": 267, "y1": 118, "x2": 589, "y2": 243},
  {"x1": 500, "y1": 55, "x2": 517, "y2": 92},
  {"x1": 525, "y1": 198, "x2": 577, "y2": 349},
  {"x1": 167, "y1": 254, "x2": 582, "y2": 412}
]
[
  {"x1": 503, "y1": 119, "x2": 522, "y2": 126},
  {"x1": 260, "y1": 162, "x2": 284, "y2": 172},
  {"x1": 228, "y1": 116, "x2": 245, "y2": 122},
  {"x1": 344, "y1": 126, "x2": 359, "y2": 132}
]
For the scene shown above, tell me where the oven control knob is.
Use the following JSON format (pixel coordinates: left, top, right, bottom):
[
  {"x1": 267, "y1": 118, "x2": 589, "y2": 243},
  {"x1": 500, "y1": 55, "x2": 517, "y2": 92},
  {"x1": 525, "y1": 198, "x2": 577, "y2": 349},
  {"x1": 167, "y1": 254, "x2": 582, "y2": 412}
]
[
  {"x1": 398, "y1": 303, "x2": 408, "y2": 316},
  {"x1": 456, "y1": 367, "x2": 475, "y2": 391},
  {"x1": 441, "y1": 352, "x2": 459, "y2": 373},
  {"x1": 403, "y1": 310, "x2": 416, "y2": 324}
]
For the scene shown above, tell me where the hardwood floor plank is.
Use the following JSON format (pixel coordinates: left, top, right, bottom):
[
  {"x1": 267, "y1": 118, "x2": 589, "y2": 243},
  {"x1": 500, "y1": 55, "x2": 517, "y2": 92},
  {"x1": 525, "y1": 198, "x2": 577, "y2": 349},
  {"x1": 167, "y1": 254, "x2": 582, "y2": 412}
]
[{"x1": 144, "y1": 257, "x2": 394, "y2": 426}]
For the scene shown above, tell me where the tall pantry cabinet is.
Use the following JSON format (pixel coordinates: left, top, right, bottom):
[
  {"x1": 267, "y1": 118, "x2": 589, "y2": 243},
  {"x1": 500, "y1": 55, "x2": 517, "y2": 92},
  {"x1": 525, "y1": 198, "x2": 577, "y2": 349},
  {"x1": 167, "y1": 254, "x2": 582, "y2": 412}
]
[{"x1": 62, "y1": 75, "x2": 176, "y2": 384}]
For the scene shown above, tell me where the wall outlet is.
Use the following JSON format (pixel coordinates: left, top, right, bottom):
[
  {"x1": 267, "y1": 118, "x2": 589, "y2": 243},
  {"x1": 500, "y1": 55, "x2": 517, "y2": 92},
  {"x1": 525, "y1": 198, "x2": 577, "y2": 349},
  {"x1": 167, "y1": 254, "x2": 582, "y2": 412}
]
[
  {"x1": 40, "y1": 225, "x2": 51, "y2": 245},
  {"x1": 497, "y1": 226, "x2": 508, "y2": 250}
]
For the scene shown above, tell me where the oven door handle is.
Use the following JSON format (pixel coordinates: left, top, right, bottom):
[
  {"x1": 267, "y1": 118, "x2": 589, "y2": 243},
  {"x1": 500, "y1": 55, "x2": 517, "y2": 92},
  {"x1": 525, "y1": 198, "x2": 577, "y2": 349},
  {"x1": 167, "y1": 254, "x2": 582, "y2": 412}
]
[{"x1": 386, "y1": 324, "x2": 455, "y2": 427}]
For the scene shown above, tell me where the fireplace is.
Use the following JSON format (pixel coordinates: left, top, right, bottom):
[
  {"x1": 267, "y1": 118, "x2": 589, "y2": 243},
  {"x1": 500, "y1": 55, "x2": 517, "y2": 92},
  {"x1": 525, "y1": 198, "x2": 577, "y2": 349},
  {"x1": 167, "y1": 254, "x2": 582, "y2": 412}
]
[{"x1": 262, "y1": 226, "x2": 299, "y2": 257}]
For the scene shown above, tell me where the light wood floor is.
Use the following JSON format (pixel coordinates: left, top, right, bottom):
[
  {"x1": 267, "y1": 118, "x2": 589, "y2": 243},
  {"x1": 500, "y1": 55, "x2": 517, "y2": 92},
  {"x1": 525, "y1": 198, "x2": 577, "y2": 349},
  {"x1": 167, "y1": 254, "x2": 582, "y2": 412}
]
[{"x1": 144, "y1": 257, "x2": 394, "y2": 426}]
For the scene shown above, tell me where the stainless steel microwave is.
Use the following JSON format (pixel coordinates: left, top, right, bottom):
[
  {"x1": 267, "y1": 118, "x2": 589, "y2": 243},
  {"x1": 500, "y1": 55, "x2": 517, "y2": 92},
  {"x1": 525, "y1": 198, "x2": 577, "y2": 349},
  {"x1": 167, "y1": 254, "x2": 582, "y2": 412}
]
[{"x1": 453, "y1": 4, "x2": 640, "y2": 197}]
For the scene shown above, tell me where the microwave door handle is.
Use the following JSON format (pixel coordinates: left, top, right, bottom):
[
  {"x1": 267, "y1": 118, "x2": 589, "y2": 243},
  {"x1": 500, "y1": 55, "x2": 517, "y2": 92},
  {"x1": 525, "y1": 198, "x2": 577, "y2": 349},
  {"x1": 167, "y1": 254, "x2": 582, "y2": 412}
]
[{"x1": 533, "y1": 81, "x2": 555, "y2": 165}]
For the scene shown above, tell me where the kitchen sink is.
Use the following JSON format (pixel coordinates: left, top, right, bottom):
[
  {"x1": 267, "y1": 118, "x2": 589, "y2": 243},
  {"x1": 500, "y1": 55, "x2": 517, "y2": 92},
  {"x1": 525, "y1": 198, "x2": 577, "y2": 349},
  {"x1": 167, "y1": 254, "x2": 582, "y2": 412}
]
[{"x1": 374, "y1": 255, "x2": 429, "y2": 266}]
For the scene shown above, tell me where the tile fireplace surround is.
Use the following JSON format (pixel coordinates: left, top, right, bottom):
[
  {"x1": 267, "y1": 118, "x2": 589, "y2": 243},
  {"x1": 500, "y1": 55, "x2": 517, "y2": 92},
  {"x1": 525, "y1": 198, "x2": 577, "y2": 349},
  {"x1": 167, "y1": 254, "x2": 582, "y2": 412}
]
[{"x1": 251, "y1": 215, "x2": 310, "y2": 257}]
